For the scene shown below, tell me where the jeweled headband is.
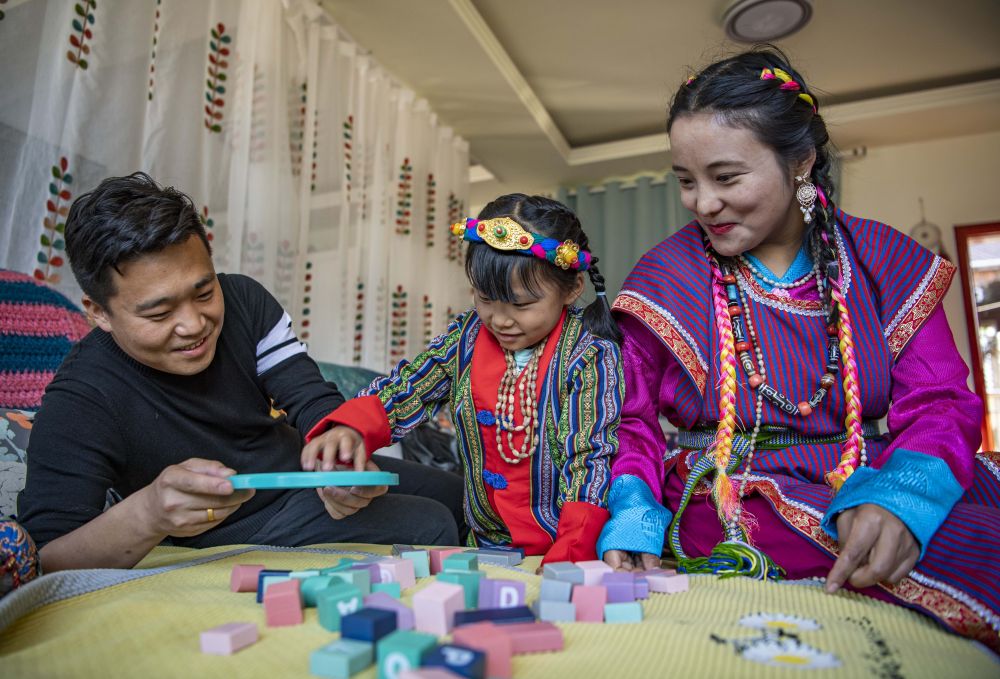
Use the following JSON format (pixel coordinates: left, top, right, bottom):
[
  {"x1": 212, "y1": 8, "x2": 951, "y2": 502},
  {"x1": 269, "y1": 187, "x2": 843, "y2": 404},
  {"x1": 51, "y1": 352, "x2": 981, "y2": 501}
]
[{"x1": 450, "y1": 217, "x2": 592, "y2": 271}]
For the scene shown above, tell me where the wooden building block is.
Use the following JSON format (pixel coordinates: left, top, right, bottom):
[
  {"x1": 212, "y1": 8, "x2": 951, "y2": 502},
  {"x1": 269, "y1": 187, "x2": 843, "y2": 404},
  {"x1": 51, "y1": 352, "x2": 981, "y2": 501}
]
[
  {"x1": 372, "y1": 581, "x2": 402, "y2": 599},
  {"x1": 263, "y1": 578, "x2": 303, "y2": 627},
  {"x1": 255, "y1": 569, "x2": 291, "y2": 603},
  {"x1": 327, "y1": 569, "x2": 372, "y2": 596},
  {"x1": 423, "y1": 644, "x2": 487, "y2": 679},
  {"x1": 633, "y1": 576, "x2": 650, "y2": 600},
  {"x1": 376, "y1": 629, "x2": 437, "y2": 679},
  {"x1": 317, "y1": 582, "x2": 364, "y2": 632},
  {"x1": 301, "y1": 575, "x2": 336, "y2": 607},
  {"x1": 309, "y1": 638, "x2": 374, "y2": 679},
  {"x1": 351, "y1": 562, "x2": 382, "y2": 585},
  {"x1": 646, "y1": 572, "x2": 689, "y2": 594},
  {"x1": 601, "y1": 571, "x2": 637, "y2": 603},
  {"x1": 450, "y1": 623, "x2": 513, "y2": 679},
  {"x1": 377, "y1": 558, "x2": 417, "y2": 590},
  {"x1": 428, "y1": 548, "x2": 465, "y2": 575},
  {"x1": 604, "y1": 601, "x2": 643, "y2": 623},
  {"x1": 289, "y1": 569, "x2": 321, "y2": 580},
  {"x1": 399, "y1": 550, "x2": 431, "y2": 578},
  {"x1": 541, "y1": 561, "x2": 583, "y2": 584},
  {"x1": 468, "y1": 547, "x2": 523, "y2": 567},
  {"x1": 437, "y1": 571, "x2": 484, "y2": 609},
  {"x1": 341, "y1": 607, "x2": 398, "y2": 644},
  {"x1": 575, "y1": 559, "x2": 614, "y2": 586},
  {"x1": 412, "y1": 581, "x2": 465, "y2": 635},
  {"x1": 229, "y1": 564, "x2": 265, "y2": 593},
  {"x1": 476, "y1": 579, "x2": 525, "y2": 609},
  {"x1": 571, "y1": 584, "x2": 608, "y2": 622},
  {"x1": 490, "y1": 621, "x2": 563, "y2": 654},
  {"x1": 364, "y1": 591, "x2": 416, "y2": 631},
  {"x1": 538, "y1": 578, "x2": 573, "y2": 602},
  {"x1": 199, "y1": 622, "x2": 258, "y2": 655},
  {"x1": 441, "y1": 552, "x2": 478, "y2": 573},
  {"x1": 453, "y1": 605, "x2": 535, "y2": 627},
  {"x1": 533, "y1": 599, "x2": 576, "y2": 623}
]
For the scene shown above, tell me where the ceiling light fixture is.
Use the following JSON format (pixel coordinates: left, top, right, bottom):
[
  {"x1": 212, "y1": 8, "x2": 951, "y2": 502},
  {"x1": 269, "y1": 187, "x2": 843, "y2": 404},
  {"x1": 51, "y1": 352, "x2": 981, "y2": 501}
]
[{"x1": 722, "y1": 0, "x2": 813, "y2": 43}]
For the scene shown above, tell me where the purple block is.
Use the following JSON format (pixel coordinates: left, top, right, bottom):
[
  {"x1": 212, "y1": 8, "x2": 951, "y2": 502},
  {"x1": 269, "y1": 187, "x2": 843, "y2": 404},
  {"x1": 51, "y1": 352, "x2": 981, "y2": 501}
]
[
  {"x1": 634, "y1": 577, "x2": 650, "y2": 600},
  {"x1": 352, "y1": 562, "x2": 382, "y2": 584},
  {"x1": 602, "y1": 572, "x2": 637, "y2": 603},
  {"x1": 476, "y1": 579, "x2": 525, "y2": 609},
  {"x1": 364, "y1": 591, "x2": 416, "y2": 631}
]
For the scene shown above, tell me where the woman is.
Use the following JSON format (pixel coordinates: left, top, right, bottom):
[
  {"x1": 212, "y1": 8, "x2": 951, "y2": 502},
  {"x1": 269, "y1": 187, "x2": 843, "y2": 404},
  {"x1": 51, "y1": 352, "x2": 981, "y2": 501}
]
[{"x1": 598, "y1": 47, "x2": 1000, "y2": 651}]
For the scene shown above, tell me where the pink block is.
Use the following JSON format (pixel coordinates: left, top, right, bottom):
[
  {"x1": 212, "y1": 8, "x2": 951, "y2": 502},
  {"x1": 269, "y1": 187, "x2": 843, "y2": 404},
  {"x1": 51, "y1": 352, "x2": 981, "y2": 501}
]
[
  {"x1": 200, "y1": 622, "x2": 258, "y2": 655},
  {"x1": 646, "y1": 572, "x2": 689, "y2": 594},
  {"x1": 451, "y1": 622, "x2": 514, "y2": 679},
  {"x1": 412, "y1": 581, "x2": 465, "y2": 635},
  {"x1": 428, "y1": 548, "x2": 465, "y2": 575},
  {"x1": 399, "y1": 669, "x2": 464, "y2": 679},
  {"x1": 376, "y1": 557, "x2": 417, "y2": 590},
  {"x1": 575, "y1": 560, "x2": 614, "y2": 586},
  {"x1": 492, "y1": 622, "x2": 564, "y2": 654},
  {"x1": 477, "y1": 579, "x2": 525, "y2": 609},
  {"x1": 364, "y1": 591, "x2": 416, "y2": 630},
  {"x1": 229, "y1": 564, "x2": 265, "y2": 593},
  {"x1": 399, "y1": 670, "x2": 464, "y2": 679},
  {"x1": 263, "y1": 579, "x2": 303, "y2": 626},
  {"x1": 571, "y1": 584, "x2": 608, "y2": 622}
]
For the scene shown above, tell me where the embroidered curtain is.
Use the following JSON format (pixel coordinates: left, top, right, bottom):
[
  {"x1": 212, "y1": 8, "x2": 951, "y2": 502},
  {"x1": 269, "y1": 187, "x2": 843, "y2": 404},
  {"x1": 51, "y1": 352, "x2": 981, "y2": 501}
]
[{"x1": 0, "y1": 0, "x2": 469, "y2": 373}]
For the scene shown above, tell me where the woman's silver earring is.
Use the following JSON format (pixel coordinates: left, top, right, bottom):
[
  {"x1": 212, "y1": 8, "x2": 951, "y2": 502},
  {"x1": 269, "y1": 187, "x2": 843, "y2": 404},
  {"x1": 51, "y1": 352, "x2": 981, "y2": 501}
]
[{"x1": 795, "y1": 175, "x2": 817, "y2": 224}]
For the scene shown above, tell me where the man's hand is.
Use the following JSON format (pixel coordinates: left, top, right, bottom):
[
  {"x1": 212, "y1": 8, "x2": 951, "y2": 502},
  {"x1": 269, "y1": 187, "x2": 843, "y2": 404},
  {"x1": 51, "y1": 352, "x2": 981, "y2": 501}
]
[
  {"x1": 826, "y1": 503, "x2": 919, "y2": 593},
  {"x1": 316, "y1": 459, "x2": 389, "y2": 519},
  {"x1": 301, "y1": 425, "x2": 367, "y2": 472},
  {"x1": 137, "y1": 458, "x2": 254, "y2": 538},
  {"x1": 603, "y1": 549, "x2": 662, "y2": 571}
]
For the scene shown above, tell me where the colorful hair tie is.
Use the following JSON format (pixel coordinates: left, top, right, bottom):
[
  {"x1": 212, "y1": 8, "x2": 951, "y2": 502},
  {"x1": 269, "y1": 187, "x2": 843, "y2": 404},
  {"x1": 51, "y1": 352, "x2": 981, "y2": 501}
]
[
  {"x1": 759, "y1": 67, "x2": 817, "y2": 113},
  {"x1": 450, "y1": 217, "x2": 592, "y2": 271},
  {"x1": 685, "y1": 74, "x2": 697, "y2": 86}
]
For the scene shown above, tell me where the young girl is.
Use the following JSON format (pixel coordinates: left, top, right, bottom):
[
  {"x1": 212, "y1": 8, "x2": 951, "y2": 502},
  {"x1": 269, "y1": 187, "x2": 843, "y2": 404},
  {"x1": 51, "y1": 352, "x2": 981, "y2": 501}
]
[{"x1": 303, "y1": 194, "x2": 623, "y2": 563}]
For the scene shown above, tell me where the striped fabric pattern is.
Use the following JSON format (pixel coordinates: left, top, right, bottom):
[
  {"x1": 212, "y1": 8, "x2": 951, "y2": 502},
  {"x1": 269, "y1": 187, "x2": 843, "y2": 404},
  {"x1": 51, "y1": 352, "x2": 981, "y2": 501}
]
[
  {"x1": 255, "y1": 311, "x2": 306, "y2": 375},
  {"x1": 0, "y1": 270, "x2": 90, "y2": 409}
]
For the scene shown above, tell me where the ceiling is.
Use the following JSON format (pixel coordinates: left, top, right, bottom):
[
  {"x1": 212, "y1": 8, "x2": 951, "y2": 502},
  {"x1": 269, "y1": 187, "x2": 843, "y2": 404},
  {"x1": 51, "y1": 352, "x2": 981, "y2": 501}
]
[{"x1": 320, "y1": 0, "x2": 1000, "y2": 205}]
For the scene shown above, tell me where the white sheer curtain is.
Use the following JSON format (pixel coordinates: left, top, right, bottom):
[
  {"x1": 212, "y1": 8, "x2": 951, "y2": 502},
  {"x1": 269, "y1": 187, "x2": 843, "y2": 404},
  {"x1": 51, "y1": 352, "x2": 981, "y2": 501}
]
[{"x1": 0, "y1": 0, "x2": 470, "y2": 372}]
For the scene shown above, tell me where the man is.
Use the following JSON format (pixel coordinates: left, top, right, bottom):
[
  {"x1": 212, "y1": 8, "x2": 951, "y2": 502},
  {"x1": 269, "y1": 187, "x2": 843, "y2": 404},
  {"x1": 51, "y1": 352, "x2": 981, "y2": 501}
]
[{"x1": 17, "y1": 173, "x2": 463, "y2": 571}]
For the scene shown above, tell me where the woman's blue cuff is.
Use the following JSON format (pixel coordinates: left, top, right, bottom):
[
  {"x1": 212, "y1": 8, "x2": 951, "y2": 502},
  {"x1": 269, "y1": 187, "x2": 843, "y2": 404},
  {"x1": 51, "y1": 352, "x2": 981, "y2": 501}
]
[
  {"x1": 821, "y1": 449, "x2": 963, "y2": 560},
  {"x1": 596, "y1": 474, "x2": 672, "y2": 559}
]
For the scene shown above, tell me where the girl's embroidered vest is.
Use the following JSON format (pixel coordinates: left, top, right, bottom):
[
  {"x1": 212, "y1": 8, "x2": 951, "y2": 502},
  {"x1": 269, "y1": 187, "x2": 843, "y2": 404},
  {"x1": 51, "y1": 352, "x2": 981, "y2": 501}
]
[{"x1": 613, "y1": 210, "x2": 954, "y2": 495}]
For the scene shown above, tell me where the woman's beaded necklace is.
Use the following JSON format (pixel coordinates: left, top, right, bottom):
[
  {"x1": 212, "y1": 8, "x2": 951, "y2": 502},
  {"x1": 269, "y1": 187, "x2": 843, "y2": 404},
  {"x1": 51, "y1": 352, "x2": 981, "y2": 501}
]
[
  {"x1": 494, "y1": 341, "x2": 545, "y2": 464},
  {"x1": 737, "y1": 253, "x2": 817, "y2": 290}
]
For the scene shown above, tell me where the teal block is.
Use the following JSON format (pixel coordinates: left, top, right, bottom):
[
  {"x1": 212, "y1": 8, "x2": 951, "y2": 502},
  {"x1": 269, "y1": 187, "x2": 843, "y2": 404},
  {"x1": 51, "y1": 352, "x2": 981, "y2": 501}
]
[
  {"x1": 301, "y1": 575, "x2": 336, "y2": 607},
  {"x1": 442, "y1": 552, "x2": 478, "y2": 573},
  {"x1": 310, "y1": 638, "x2": 373, "y2": 678},
  {"x1": 328, "y1": 569, "x2": 371, "y2": 595},
  {"x1": 400, "y1": 550, "x2": 430, "y2": 578},
  {"x1": 372, "y1": 581, "x2": 402, "y2": 599},
  {"x1": 317, "y1": 582, "x2": 364, "y2": 632},
  {"x1": 604, "y1": 601, "x2": 643, "y2": 623},
  {"x1": 290, "y1": 569, "x2": 321, "y2": 580},
  {"x1": 376, "y1": 630, "x2": 437, "y2": 679},
  {"x1": 437, "y1": 571, "x2": 484, "y2": 609}
]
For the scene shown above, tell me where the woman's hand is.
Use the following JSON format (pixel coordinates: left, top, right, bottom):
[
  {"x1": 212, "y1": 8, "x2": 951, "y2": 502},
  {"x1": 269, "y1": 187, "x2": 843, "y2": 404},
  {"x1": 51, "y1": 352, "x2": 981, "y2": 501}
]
[
  {"x1": 826, "y1": 503, "x2": 919, "y2": 593},
  {"x1": 137, "y1": 458, "x2": 254, "y2": 537},
  {"x1": 301, "y1": 425, "x2": 367, "y2": 472},
  {"x1": 603, "y1": 549, "x2": 662, "y2": 571},
  {"x1": 316, "y1": 458, "x2": 389, "y2": 520}
]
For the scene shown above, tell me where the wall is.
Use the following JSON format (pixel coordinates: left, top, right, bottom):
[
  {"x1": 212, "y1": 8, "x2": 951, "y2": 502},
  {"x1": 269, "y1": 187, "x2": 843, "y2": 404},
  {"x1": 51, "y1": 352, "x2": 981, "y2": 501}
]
[{"x1": 840, "y1": 130, "x2": 1000, "y2": 378}]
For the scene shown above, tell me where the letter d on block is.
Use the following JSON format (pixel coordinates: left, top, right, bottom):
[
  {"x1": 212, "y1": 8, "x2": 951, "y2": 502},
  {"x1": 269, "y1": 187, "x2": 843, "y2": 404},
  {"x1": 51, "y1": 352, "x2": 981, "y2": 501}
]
[{"x1": 498, "y1": 585, "x2": 521, "y2": 608}]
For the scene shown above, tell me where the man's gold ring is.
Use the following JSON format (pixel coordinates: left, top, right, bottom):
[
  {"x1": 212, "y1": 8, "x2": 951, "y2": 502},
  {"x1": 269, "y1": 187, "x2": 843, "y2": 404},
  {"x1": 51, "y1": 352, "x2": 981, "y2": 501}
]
[{"x1": 206, "y1": 507, "x2": 216, "y2": 522}]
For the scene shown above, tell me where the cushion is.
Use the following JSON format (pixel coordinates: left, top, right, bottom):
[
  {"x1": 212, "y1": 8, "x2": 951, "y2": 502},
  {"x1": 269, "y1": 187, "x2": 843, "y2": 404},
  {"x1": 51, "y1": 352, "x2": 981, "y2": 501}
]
[{"x1": 0, "y1": 269, "x2": 90, "y2": 410}]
